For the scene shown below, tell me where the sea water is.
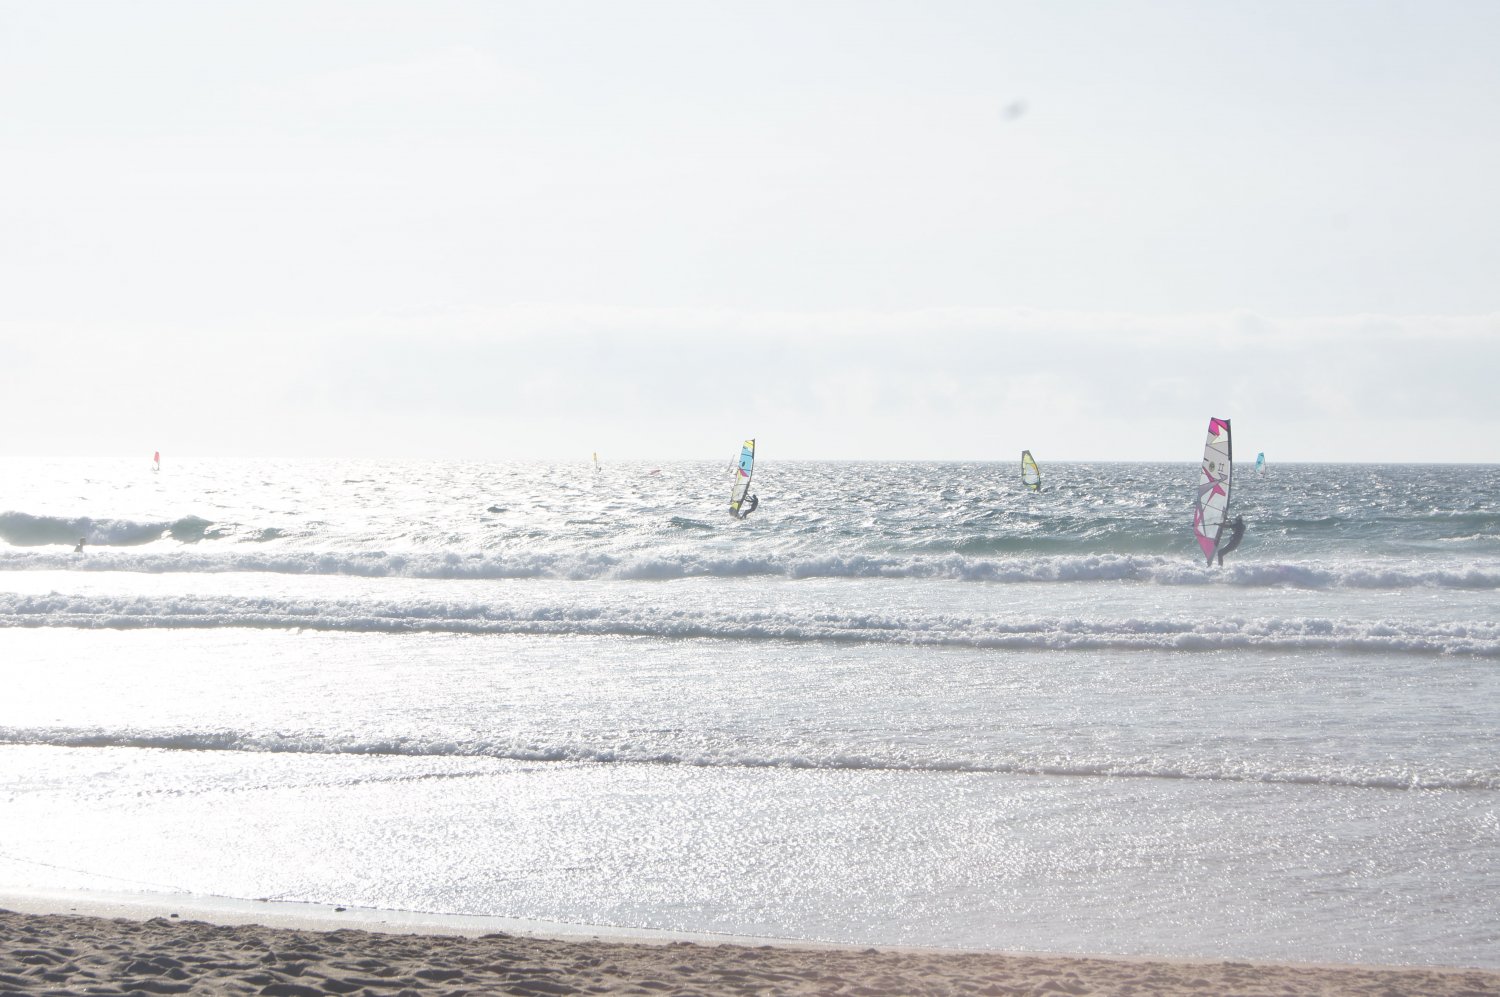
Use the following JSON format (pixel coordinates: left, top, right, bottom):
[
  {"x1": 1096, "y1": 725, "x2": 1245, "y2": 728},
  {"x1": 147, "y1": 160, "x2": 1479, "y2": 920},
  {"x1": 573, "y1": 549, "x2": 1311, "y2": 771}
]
[{"x1": 1, "y1": 458, "x2": 1497, "y2": 967}]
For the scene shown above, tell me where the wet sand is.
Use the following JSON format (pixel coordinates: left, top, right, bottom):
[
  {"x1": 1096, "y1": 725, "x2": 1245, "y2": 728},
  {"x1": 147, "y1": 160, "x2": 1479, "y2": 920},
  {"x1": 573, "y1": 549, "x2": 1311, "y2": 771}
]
[{"x1": 3, "y1": 907, "x2": 1498, "y2": 996}]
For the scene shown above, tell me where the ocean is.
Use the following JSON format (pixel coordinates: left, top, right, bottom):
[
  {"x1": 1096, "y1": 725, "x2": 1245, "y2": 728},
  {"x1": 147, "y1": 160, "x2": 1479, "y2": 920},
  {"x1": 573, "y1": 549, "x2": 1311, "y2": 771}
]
[{"x1": 1, "y1": 457, "x2": 1497, "y2": 968}]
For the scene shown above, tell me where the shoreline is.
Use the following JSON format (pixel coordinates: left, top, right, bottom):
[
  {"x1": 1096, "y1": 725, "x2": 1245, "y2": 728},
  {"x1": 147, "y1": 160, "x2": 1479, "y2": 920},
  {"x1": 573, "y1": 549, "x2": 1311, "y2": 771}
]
[
  {"x1": 4, "y1": 888, "x2": 1499, "y2": 996},
  {"x1": 0, "y1": 886, "x2": 824, "y2": 947}
]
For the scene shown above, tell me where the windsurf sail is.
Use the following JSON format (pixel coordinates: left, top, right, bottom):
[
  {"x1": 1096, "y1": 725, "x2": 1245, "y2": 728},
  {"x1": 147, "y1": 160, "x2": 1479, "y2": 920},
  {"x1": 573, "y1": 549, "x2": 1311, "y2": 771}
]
[
  {"x1": 1020, "y1": 450, "x2": 1041, "y2": 491},
  {"x1": 1255, "y1": 451, "x2": 1265, "y2": 474},
  {"x1": 729, "y1": 439, "x2": 755, "y2": 516},
  {"x1": 152, "y1": 451, "x2": 160, "y2": 472},
  {"x1": 592, "y1": 452, "x2": 601, "y2": 473},
  {"x1": 1192, "y1": 418, "x2": 1232, "y2": 565}
]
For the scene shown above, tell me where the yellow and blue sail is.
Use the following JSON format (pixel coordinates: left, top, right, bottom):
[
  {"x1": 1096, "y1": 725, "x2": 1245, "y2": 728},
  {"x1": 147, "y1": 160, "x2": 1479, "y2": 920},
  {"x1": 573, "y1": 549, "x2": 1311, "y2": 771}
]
[{"x1": 729, "y1": 439, "x2": 755, "y2": 514}]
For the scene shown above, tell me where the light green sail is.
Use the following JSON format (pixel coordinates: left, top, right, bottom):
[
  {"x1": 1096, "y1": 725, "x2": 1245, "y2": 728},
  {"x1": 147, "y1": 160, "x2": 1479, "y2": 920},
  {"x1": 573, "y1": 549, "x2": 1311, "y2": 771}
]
[{"x1": 1020, "y1": 450, "x2": 1041, "y2": 491}]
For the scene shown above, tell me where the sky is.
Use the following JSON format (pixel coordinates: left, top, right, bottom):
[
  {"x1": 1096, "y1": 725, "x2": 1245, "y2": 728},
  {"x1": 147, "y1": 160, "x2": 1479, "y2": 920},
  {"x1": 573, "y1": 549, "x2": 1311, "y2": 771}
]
[{"x1": 2, "y1": 0, "x2": 1498, "y2": 461}]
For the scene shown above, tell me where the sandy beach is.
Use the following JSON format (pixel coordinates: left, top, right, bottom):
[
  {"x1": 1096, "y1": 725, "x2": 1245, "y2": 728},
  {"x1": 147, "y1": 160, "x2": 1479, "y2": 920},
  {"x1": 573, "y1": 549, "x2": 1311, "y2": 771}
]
[{"x1": 3, "y1": 906, "x2": 1498, "y2": 996}]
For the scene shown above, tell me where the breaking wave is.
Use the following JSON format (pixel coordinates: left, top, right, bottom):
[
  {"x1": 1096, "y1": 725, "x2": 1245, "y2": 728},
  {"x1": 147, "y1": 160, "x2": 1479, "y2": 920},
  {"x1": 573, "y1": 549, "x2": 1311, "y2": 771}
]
[{"x1": 2, "y1": 548, "x2": 1498, "y2": 589}]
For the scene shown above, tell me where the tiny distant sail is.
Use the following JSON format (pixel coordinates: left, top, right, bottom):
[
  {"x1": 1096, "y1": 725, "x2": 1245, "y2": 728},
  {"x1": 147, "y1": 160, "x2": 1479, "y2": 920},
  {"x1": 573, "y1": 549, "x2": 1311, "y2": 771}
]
[
  {"x1": 152, "y1": 451, "x2": 160, "y2": 472},
  {"x1": 1192, "y1": 417, "x2": 1233, "y2": 565},
  {"x1": 1020, "y1": 450, "x2": 1041, "y2": 491},
  {"x1": 592, "y1": 451, "x2": 601, "y2": 473},
  {"x1": 1255, "y1": 452, "x2": 1265, "y2": 474},
  {"x1": 729, "y1": 439, "x2": 755, "y2": 516}
]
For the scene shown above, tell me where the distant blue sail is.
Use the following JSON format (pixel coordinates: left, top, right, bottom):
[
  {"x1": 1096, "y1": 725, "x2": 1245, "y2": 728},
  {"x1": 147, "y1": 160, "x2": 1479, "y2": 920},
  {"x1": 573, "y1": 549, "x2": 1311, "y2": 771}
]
[{"x1": 1255, "y1": 452, "x2": 1266, "y2": 474}]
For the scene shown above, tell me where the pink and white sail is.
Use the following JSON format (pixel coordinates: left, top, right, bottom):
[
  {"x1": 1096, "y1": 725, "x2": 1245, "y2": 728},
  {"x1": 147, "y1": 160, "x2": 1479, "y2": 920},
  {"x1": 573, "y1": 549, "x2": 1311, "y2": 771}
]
[{"x1": 1192, "y1": 418, "x2": 1232, "y2": 564}]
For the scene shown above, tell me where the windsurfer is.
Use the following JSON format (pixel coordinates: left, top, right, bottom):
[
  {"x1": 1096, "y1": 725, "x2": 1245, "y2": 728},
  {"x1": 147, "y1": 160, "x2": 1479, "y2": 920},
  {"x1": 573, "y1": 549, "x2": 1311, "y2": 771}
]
[
  {"x1": 1216, "y1": 516, "x2": 1245, "y2": 567},
  {"x1": 74, "y1": 537, "x2": 86, "y2": 553},
  {"x1": 735, "y1": 494, "x2": 759, "y2": 520}
]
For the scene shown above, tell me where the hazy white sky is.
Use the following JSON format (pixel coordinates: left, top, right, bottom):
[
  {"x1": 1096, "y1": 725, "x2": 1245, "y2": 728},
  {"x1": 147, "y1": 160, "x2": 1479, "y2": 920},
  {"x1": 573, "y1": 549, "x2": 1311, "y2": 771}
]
[{"x1": 3, "y1": 0, "x2": 1498, "y2": 460}]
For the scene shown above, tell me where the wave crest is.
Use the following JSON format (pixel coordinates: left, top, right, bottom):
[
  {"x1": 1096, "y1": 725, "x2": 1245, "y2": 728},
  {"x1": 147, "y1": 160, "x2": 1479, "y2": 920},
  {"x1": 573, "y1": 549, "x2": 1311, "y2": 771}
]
[{"x1": 0, "y1": 512, "x2": 212, "y2": 547}]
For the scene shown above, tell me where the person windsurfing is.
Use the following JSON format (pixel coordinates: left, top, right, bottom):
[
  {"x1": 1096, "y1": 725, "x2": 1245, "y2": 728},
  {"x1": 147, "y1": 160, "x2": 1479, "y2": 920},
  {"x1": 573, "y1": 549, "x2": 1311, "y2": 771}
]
[
  {"x1": 1216, "y1": 515, "x2": 1245, "y2": 567},
  {"x1": 735, "y1": 494, "x2": 759, "y2": 520},
  {"x1": 74, "y1": 537, "x2": 86, "y2": 553}
]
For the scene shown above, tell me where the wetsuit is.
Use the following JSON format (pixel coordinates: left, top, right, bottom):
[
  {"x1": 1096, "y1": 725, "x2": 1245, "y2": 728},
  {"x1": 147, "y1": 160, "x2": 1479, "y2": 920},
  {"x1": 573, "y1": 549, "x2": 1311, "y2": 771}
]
[{"x1": 1216, "y1": 517, "x2": 1245, "y2": 566}]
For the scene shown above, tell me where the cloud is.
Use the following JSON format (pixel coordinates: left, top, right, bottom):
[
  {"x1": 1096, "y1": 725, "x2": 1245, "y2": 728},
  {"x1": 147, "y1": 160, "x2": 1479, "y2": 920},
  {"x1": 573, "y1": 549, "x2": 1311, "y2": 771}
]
[
  {"x1": 4, "y1": 308, "x2": 1495, "y2": 461},
  {"x1": 240, "y1": 46, "x2": 534, "y2": 135}
]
